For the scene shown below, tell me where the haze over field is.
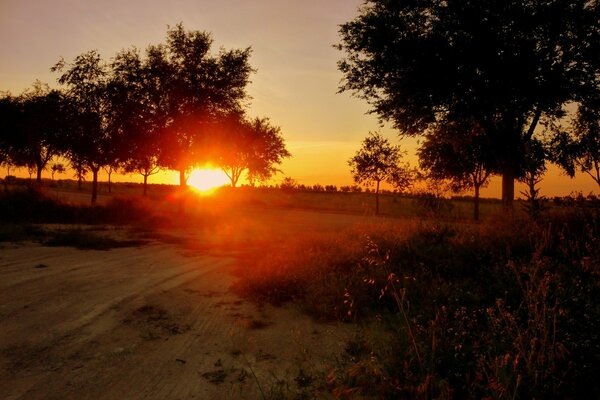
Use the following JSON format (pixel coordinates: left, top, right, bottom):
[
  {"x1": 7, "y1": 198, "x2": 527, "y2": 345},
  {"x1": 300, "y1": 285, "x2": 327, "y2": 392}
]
[{"x1": 0, "y1": 0, "x2": 596, "y2": 197}]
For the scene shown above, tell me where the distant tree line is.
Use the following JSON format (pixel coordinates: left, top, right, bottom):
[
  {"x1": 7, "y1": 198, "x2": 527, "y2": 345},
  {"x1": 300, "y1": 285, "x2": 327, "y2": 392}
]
[{"x1": 0, "y1": 24, "x2": 290, "y2": 204}]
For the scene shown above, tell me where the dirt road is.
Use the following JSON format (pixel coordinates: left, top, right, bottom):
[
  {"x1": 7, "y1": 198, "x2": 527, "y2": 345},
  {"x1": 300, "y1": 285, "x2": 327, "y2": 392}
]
[{"x1": 0, "y1": 209, "x2": 369, "y2": 399}]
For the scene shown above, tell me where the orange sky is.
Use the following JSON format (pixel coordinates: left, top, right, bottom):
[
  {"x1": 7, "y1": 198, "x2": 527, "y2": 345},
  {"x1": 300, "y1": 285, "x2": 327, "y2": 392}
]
[{"x1": 1, "y1": 0, "x2": 597, "y2": 198}]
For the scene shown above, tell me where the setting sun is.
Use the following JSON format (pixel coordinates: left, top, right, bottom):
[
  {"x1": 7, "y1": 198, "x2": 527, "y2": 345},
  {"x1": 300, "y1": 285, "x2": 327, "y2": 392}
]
[{"x1": 187, "y1": 168, "x2": 231, "y2": 193}]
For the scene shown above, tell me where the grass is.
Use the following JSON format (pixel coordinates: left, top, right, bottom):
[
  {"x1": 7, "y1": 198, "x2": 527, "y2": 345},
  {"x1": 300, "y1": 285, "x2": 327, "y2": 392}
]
[
  {"x1": 235, "y1": 209, "x2": 600, "y2": 399},
  {"x1": 0, "y1": 189, "x2": 156, "y2": 249}
]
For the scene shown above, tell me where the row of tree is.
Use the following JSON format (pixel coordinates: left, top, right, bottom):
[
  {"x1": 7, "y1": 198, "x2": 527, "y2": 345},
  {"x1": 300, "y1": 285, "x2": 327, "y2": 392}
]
[
  {"x1": 0, "y1": 24, "x2": 290, "y2": 204},
  {"x1": 338, "y1": 0, "x2": 599, "y2": 214},
  {"x1": 348, "y1": 128, "x2": 598, "y2": 220}
]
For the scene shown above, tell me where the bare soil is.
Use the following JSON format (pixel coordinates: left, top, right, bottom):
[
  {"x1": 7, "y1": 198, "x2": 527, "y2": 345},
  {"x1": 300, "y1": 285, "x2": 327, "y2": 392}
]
[{"x1": 0, "y1": 208, "x2": 370, "y2": 400}]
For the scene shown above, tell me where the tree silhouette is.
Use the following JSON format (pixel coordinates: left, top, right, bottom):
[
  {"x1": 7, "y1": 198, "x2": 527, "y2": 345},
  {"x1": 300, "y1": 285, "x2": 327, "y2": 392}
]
[
  {"x1": 107, "y1": 48, "x2": 160, "y2": 196},
  {"x1": 17, "y1": 83, "x2": 67, "y2": 184},
  {"x1": 52, "y1": 50, "x2": 112, "y2": 205},
  {"x1": 419, "y1": 121, "x2": 492, "y2": 220},
  {"x1": 51, "y1": 162, "x2": 65, "y2": 180},
  {"x1": 349, "y1": 132, "x2": 412, "y2": 214},
  {"x1": 217, "y1": 116, "x2": 290, "y2": 187},
  {"x1": 0, "y1": 84, "x2": 66, "y2": 184},
  {"x1": 337, "y1": 0, "x2": 599, "y2": 208},
  {"x1": 519, "y1": 138, "x2": 548, "y2": 218},
  {"x1": 552, "y1": 96, "x2": 600, "y2": 188},
  {"x1": 0, "y1": 93, "x2": 21, "y2": 177},
  {"x1": 147, "y1": 24, "x2": 254, "y2": 189}
]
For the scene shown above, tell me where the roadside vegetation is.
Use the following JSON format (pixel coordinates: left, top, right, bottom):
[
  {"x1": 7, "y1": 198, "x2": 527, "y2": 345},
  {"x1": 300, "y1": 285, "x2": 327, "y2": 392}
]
[{"x1": 236, "y1": 207, "x2": 600, "y2": 399}]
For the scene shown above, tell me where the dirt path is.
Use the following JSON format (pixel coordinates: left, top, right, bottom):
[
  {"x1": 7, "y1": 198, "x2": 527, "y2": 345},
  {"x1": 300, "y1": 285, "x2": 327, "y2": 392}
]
[{"x1": 0, "y1": 209, "x2": 370, "y2": 399}]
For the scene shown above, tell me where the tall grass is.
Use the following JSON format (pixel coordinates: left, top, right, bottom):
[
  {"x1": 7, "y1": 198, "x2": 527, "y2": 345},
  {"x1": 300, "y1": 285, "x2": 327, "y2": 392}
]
[{"x1": 236, "y1": 210, "x2": 600, "y2": 399}]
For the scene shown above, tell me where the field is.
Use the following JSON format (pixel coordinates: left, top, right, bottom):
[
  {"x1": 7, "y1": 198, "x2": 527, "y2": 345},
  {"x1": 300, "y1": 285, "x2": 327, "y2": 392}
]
[{"x1": 0, "y1": 181, "x2": 598, "y2": 399}]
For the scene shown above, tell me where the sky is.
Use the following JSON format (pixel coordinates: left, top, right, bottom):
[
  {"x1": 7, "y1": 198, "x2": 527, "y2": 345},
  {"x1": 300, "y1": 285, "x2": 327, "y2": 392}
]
[{"x1": 0, "y1": 0, "x2": 597, "y2": 198}]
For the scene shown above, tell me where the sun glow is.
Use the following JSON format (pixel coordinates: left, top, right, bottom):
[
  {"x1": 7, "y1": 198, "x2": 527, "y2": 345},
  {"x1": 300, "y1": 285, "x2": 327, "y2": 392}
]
[{"x1": 187, "y1": 168, "x2": 231, "y2": 193}]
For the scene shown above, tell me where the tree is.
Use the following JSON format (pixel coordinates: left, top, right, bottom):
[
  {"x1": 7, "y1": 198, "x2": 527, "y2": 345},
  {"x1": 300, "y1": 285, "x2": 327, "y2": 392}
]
[
  {"x1": 552, "y1": 97, "x2": 600, "y2": 188},
  {"x1": 0, "y1": 93, "x2": 20, "y2": 177},
  {"x1": 52, "y1": 50, "x2": 111, "y2": 205},
  {"x1": 107, "y1": 48, "x2": 160, "y2": 196},
  {"x1": 123, "y1": 142, "x2": 161, "y2": 196},
  {"x1": 147, "y1": 24, "x2": 255, "y2": 189},
  {"x1": 71, "y1": 155, "x2": 87, "y2": 191},
  {"x1": 17, "y1": 83, "x2": 67, "y2": 184},
  {"x1": 50, "y1": 163, "x2": 65, "y2": 180},
  {"x1": 0, "y1": 84, "x2": 66, "y2": 184},
  {"x1": 349, "y1": 132, "x2": 412, "y2": 214},
  {"x1": 337, "y1": 0, "x2": 599, "y2": 208},
  {"x1": 419, "y1": 121, "x2": 492, "y2": 220},
  {"x1": 519, "y1": 138, "x2": 548, "y2": 218},
  {"x1": 217, "y1": 116, "x2": 290, "y2": 187}
]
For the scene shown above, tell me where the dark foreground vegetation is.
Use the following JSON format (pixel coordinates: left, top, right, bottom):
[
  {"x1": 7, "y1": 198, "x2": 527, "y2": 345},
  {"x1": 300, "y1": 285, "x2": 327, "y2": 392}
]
[{"x1": 237, "y1": 209, "x2": 600, "y2": 399}]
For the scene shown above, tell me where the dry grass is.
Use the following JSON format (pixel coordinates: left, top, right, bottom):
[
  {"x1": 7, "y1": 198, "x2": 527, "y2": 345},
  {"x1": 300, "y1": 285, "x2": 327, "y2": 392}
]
[{"x1": 236, "y1": 209, "x2": 600, "y2": 399}]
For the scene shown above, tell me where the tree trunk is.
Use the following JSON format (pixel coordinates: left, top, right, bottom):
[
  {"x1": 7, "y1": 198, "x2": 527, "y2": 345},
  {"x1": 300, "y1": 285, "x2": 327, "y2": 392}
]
[
  {"x1": 36, "y1": 162, "x2": 43, "y2": 184},
  {"x1": 501, "y1": 168, "x2": 515, "y2": 210},
  {"x1": 107, "y1": 171, "x2": 112, "y2": 194},
  {"x1": 143, "y1": 174, "x2": 148, "y2": 196},
  {"x1": 77, "y1": 174, "x2": 83, "y2": 191},
  {"x1": 91, "y1": 167, "x2": 99, "y2": 206},
  {"x1": 375, "y1": 180, "x2": 380, "y2": 215},
  {"x1": 473, "y1": 184, "x2": 480, "y2": 221}
]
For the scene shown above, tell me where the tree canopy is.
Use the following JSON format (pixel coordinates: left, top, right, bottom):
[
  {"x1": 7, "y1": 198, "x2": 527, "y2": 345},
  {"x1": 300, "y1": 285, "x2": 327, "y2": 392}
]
[
  {"x1": 338, "y1": 0, "x2": 600, "y2": 207},
  {"x1": 418, "y1": 121, "x2": 492, "y2": 220},
  {"x1": 52, "y1": 50, "x2": 112, "y2": 204},
  {"x1": 349, "y1": 131, "x2": 412, "y2": 214},
  {"x1": 151, "y1": 24, "x2": 255, "y2": 187},
  {"x1": 552, "y1": 95, "x2": 600, "y2": 188},
  {"x1": 217, "y1": 116, "x2": 290, "y2": 187}
]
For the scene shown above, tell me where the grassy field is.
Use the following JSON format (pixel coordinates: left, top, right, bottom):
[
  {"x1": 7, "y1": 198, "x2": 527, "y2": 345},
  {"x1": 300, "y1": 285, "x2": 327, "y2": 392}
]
[{"x1": 1, "y1": 182, "x2": 598, "y2": 399}]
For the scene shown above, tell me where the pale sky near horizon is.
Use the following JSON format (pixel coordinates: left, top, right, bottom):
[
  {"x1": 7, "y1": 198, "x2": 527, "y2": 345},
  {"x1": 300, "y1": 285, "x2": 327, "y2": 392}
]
[{"x1": 0, "y1": 0, "x2": 597, "y2": 197}]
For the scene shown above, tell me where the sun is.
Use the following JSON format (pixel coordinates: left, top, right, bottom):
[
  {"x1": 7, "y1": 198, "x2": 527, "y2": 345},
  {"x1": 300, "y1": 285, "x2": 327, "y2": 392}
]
[{"x1": 187, "y1": 168, "x2": 230, "y2": 193}]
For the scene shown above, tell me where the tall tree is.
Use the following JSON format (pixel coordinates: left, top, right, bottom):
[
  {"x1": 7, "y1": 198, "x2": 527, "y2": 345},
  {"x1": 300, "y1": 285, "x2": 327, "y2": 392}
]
[
  {"x1": 337, "y1": 0, "x2": 599, "y2": 208},
  {"x1": 107, "y1": 48, "x2": 159, "y2": 196},
  {"x1": 419, "y1": 121, "x2": 492, "y2": 220},
  {"x1": 52, "y1": 51, "x2": 112, "y2": 205},
  {"x1": 0, "y1": 84, "x2": 66, "y2": 184},
  {"x1": 15, "y1": 82, "x2": 67, "y2": 184},
  {"x1": 349, "y1": 131, "x2": 412, "y2": 214},
  {"x1": 217, "y1": 116, "x2": 290, "y2": 187},
  {"x1": 148, "y1": 24, "x2": 255, "y2": 189}
]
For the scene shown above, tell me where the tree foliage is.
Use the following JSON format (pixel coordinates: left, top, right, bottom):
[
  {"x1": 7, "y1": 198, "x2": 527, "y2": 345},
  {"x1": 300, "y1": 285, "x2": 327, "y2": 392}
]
[
  {"x1": 349, "y1": 131, "x2": 412, "y2": 214},
  {"x1": 150, "y1": 24, "x2": 255, "y2": 187},
  {"x1": 337, "y1": 0, "x2": 600, "y2": 207},
  {"x1": 52, "y1": 50, "x2": 112, "y2": 204},
  {"x1": 419, "y1": 121, "x2": 492, "y2": 220},
  {"x1": 217, "y1": 116, "x2": 290, "y2": 187},
  {"x1": 552, "y1": 97, "x2": 600, "y2": 188},
  {"x1": 0, "y1": 83, "x2": 67, "y2": 183}
]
